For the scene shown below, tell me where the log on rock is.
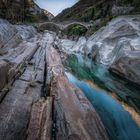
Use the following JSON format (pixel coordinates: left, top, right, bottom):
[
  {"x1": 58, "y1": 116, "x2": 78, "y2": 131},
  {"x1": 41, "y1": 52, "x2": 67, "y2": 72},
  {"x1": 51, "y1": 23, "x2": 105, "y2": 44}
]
[
  {"x1": 46, "y1": 46, "x2": 109, "y2": 140},
  {"x1": 27, "y1": 97, "x2": 53, "y2": 140}
]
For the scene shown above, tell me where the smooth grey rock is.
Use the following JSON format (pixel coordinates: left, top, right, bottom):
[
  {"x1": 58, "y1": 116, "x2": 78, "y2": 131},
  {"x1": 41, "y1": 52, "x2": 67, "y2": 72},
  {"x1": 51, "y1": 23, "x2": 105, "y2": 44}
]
[
  {"x1": 110, "y1": 51, "x2": 140, "y2": 86},
  {"x1": 0, "y1": 19, "x2": 22, "y2": 48},
  {"x1": 86, "y1": 15, "x2": 140, "y2": 65},
  {"x1": 15, "y1": 25, "x2": 38, "y2": 40},
  {"x1": 57, "y1": 39, "x2": 76, "y2": 53},
  {"x1": 71, "y1": 37, "x2": 87, "y2": 53}
]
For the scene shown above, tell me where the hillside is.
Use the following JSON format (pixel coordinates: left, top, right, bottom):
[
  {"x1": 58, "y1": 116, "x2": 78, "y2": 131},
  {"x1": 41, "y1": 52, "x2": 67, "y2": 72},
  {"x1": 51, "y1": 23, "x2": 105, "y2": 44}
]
[
  {"x1": 53, "y1": 0, "x2": 140, "y2": 36},
  {"x1": 54, "y1": 0, "x2": 140, "y2": 22},
  {"x1": 0, "y1": 0, "x2": 54, "y2": 23}
]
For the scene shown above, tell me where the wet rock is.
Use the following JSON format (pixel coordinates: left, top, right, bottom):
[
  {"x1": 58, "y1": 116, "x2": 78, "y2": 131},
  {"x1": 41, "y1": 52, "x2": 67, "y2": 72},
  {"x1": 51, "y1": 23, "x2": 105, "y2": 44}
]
[{"x1": 46, "y1": 46, "x2": 109, "y2": 140}]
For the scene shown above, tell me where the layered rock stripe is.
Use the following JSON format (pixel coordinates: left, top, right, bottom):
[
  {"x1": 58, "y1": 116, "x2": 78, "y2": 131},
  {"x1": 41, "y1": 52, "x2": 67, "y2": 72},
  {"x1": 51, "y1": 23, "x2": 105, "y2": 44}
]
[{"x1": 0, "y1": 20, "x2": 109, "y2": 140}]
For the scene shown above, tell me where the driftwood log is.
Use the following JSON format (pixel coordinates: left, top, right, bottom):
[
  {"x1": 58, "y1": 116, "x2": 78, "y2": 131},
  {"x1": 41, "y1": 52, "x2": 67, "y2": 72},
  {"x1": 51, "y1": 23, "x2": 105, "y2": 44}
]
[{"x1": 46, "y1": 45, "x2": 109, "y2": 140}]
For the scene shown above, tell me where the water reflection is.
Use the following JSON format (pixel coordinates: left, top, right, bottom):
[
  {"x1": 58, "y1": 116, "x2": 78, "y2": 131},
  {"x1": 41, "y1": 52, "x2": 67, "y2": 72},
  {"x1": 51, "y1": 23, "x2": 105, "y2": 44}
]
[{"x1": 64, "y1": 54, "x2": 140, "y2": 114}]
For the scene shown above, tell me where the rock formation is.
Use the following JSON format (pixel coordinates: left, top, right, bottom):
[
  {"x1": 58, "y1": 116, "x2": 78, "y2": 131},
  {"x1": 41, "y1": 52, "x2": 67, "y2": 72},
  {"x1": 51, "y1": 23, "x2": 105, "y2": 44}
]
[
  {"x1": 0, "y1": 19, "x2": 109, "y2": 140},
  {"x1": 57, "y1": 15, "x2": 140, "y2": 87},
  {"x1": 0, "y1": 0, "x2": 140, "y2": 139}
]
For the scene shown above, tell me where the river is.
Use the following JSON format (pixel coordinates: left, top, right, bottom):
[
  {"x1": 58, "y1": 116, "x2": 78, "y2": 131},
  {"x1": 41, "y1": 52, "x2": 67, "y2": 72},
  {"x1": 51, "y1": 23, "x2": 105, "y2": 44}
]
[{"x1": 64, "y1": 53, "x2": 140, "y2": 140}]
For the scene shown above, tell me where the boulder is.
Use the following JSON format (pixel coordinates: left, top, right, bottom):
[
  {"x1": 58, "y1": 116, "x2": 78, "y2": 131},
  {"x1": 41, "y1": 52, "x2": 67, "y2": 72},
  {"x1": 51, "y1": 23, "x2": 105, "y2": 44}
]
[
  {"x1": 57, "y1": 37, "x2": 87, "y2": 54},
  {"x1": 110, "y1": 51, "x2": 140, "y2": 86},
  {"x1": 85, "y1": 15, "x2": 140, "y2": 65},
  {"x1": 71, "y1": 37, "x2": 87, "y2": 53},
  {"x1": 0, "y1": 19, "x2": 22, "y2": 48},
  {"x1": 15, "y1": 25, "x2": 38, "y2": 40},
  {"x1": 57, "y1": 39, "x2": 76, "y2": 53}
]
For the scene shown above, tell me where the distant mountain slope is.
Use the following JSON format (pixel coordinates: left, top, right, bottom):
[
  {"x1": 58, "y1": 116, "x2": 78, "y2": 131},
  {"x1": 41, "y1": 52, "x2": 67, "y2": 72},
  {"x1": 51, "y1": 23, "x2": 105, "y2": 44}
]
[
  {"x1": 54, "y1": 0, "x2": 140, "y2": 22},
  {"x1": 0, "y1": 0, "x2": 54, "y2": 23}
]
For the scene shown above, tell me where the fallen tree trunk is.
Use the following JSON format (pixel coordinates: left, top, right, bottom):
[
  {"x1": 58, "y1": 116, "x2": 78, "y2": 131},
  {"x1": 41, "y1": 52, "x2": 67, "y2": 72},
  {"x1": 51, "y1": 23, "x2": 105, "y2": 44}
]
[{"x1": 46, "y1": 46, "x2": 109, "y2": 140}]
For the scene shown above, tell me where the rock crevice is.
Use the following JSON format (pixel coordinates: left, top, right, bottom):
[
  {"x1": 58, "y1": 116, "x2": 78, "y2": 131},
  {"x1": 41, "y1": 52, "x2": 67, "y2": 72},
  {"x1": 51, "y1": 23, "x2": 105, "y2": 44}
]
[{"x1": 0, "y1": 19, "x2": 108, "y2": 140}]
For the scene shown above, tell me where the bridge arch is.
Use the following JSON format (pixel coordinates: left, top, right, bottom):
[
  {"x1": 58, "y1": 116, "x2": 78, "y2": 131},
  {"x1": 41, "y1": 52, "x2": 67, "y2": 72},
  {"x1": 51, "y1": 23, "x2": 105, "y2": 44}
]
[{"x1": 38, "y1": 22, "x2": 61, "y2": 33}]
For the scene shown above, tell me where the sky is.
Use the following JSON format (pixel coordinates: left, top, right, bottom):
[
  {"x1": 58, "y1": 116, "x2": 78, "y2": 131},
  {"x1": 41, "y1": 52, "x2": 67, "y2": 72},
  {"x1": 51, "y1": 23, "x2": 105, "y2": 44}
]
[{"x1": 35, "y1": 0, "x2": 79, "y2": 16}]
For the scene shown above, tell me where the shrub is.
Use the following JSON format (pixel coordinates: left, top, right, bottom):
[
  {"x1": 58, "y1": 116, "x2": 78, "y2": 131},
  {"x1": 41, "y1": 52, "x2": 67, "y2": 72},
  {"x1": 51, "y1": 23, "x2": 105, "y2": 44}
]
[{"x1": 66, "y1": 24, "x2": 87, "y2": 36}]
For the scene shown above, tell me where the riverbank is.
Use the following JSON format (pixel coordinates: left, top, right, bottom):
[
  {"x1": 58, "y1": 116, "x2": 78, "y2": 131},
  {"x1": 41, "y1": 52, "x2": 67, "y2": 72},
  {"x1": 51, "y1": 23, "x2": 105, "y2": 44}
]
[
  {"x1": 0, "y1": 19, "x2": 109, "y2": 140},
  {"x1": 0, "y1": 16, "x2": 140, "y2": 140}
]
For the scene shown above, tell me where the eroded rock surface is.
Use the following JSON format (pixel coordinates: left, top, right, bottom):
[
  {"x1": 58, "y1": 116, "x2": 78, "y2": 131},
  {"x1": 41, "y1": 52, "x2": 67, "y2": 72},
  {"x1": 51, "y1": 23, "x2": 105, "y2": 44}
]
[
  {"x1": 85, "y1": 15, "x2": 140, "y2": 65},
  {"x1": 0, "y1": 19, "x2": 108, "y2": 140},
  {"x1": 57, "y1": 39, "x2": 76, "y2": 53},
  {"x1": 0, "y1": 19, "x2": 22, "y2": 48},
  {"x1": 57, "y1": 15, "x2": 140, "y2": 86},
  {"x1": 15, "y1": 25, "x2": 38, "y2": 40},
  {"x1": 46, "y1": 45, "x2": 109, "y2": 140},
  {"x1": 0, "y1": 31, "x2": 50, "y2": 139},
  {"x1": 0, "y1": 19, "x2": 42, "y2": 94},
  {"x1": 27, "y1": 98, "x2": 53, "y2": 140},
  {"x1": 110, "y1": 51, "x2": 140, "y2": 86}
]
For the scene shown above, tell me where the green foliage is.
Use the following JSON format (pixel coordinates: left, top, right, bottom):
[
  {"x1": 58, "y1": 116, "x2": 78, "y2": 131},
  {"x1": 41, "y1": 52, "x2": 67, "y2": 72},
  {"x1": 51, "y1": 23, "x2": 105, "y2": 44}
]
[{"x1": 66, "y1": 24, "x2": 87, "y2": 36}]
